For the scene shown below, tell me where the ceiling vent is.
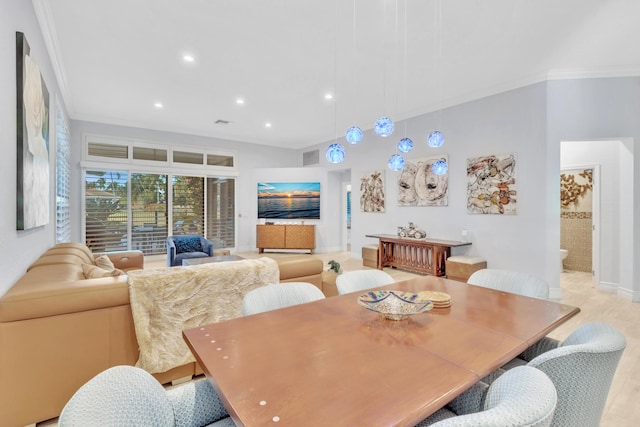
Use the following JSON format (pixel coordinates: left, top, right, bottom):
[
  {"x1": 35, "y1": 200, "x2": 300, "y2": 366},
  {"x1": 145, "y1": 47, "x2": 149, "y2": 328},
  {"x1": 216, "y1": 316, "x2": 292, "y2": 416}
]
[
  {"x1": 214, "y1": 119, "x2": 230, "y2": 125},
  {"x1": 303, "y1": 149, "x2": 319, "y2": 166}
]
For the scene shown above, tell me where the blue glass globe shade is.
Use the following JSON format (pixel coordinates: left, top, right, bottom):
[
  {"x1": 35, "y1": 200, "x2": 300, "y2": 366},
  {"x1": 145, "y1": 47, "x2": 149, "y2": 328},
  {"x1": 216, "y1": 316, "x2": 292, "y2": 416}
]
[
  {"x1": 374, "y1": 117, "x2": 395, "y2": 137},
  {"x1": 432, "y1": 159, "x2": 448, "y2": 175},
  {"x1": 388, "y1": 154, "x2": 405, "y2": 171},
  {"x1": 397, "y1": 137, "x2": 413, "y2": 153},
  {"x1": 345, "y1": 126, "x2": 363, "y2": 144},
  {"x1": 325, "y1": 143, "x2": 345, "y2": 163},
  {"x1": 427, "y1": 131, "x2": 445, "y2": 148}
]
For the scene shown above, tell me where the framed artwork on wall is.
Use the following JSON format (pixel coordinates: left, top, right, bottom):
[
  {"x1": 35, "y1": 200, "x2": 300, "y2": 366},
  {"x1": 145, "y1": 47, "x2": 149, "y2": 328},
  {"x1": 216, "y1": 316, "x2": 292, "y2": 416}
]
[
  {"x1": 257, "y1": 182, "x2": 320, "y2": 219},
  {"x1": 360, "y1": 170, "x2": 385, "y2": 213},
  {"x1": 467, "y1": 153, "x2": 517, "y2": 214},
  {"x1": 397, "y1": 155, "x2": 449, "y2": 206},
  {"x1": 16, "y1": 31, "x2": 50, "y2": 230}
]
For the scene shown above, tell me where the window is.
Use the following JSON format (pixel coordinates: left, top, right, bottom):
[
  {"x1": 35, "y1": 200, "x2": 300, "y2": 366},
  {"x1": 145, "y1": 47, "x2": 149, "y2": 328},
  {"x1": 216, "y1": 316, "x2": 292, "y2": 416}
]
[
  {"x1": 85, "y1": 170, "x2": 128, "y2": 252},
  {"x1": 172, "y1": 175, "x2": 205, "y2": 235},
  {"x1": 55, "y1": 107, "x2": 71, "y2": 243},
  {"x1": 131, "y1": 173, "x2": 168, "y2": 255},
  {"x1": 207, "y1": 177, "x2": 235, "y2": 248},
  {"x1": 83, "y1": 136, "x2": 237, "y2": 254}
]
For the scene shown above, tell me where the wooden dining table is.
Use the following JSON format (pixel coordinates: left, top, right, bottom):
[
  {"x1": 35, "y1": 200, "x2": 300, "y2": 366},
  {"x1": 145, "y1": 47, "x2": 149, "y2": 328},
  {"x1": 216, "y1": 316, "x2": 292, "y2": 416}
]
[{"x1": 183, "y1": 276, "x2": 580, "y2": 427}]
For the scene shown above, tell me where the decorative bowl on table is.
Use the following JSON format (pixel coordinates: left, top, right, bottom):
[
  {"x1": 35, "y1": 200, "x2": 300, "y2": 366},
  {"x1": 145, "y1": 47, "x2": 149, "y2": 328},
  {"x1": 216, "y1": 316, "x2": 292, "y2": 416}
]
[{"x1": 357, "y1": 290, "x2": 434, "y2": 321}]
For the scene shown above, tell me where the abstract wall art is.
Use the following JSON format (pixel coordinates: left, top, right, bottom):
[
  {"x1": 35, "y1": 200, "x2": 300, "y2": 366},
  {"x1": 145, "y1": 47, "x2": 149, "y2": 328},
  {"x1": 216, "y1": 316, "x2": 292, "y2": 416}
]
[
  {"x1": 16, "y1": 32, "x2": 50, "y2": 230},
  {"x1": 467, "y1": 153, "x2": 517, "y2": 214},
  {"x1": 397, "y1": 155, "x2": 449, "y2": 207},
  {"x1": 360, "y1": 170, "x2": 385, "y2": 213}
]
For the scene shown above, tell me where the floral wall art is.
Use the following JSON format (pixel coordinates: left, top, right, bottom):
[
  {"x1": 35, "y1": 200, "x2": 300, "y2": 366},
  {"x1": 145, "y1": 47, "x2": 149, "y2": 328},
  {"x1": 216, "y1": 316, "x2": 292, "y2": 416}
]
[
  {"x1": 360, "y1": 170, "x2": 385, "y2": 213},
  {"x1": 467, "y1": 153, "x2": 517, "y2": 214},
  {"x1": 16, "y1": 32, "x2": 50, "y2": 230},
  {"x1": 397, "y1": 155, "x2": 449, "y2": 207}
]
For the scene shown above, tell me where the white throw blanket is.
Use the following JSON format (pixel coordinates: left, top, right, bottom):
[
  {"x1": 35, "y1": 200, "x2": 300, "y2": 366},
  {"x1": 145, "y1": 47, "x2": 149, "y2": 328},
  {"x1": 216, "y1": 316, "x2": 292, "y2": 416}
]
[{"x1": 127, "y1": 257, "x2": 279, "y2": 373}]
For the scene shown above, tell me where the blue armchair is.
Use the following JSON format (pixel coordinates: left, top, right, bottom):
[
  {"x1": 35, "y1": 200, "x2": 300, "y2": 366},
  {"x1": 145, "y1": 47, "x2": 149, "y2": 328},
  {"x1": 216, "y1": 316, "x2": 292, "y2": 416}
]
[{"x1": 166, "y1": 235, "x2": 214, "y2": 267}]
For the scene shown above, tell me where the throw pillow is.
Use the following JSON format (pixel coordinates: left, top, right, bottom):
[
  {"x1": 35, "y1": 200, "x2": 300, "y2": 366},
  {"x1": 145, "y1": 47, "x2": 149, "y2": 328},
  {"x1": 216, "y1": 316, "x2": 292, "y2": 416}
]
[
  {"x1": 82, "y1": 263, "x2": 125, "y2": 279},
  {"x1": 173, "y1": 236, "x2": 203, "y2": 254},
  {"x1": 94, "y1": 254, "x2": 116, "y2": 270}
]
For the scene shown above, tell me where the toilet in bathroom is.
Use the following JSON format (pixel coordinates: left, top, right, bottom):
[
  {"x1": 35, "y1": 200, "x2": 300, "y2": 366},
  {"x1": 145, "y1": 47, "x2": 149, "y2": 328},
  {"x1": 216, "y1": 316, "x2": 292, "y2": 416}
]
[{"x1": 560, "y1": 249, "x2": 568, "y2": 272}]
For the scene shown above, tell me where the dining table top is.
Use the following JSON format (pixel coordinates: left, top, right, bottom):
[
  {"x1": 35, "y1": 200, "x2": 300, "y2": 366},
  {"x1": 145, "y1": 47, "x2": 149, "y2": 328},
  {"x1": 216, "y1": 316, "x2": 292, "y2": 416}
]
[{"x1": 183, "y1": 275, "x2": 580, "y2": 427}]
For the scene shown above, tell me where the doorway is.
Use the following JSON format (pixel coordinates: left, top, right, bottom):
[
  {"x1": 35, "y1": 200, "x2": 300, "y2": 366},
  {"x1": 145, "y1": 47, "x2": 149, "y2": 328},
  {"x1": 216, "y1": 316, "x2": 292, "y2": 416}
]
[{"x1": 560, "y1": 139, "x2": 634, "y2": 294}]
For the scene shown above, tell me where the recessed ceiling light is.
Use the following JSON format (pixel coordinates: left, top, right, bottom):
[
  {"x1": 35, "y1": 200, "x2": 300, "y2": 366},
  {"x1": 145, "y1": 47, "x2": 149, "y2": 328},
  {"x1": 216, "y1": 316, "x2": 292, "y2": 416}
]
[
  {"x1": 325, "y1": 93, "x2": 334, "y2": 100},
  {"x1": 236, "y1": 98, "x2": 245, "y2": 105},
  {"x1": 183, "y1": 55, "x2": 195, "y2": 62},
  {"x1": 154, "y1": 102, "x2": 163, "y2": 108},
  {"x1": 265, "y1": 122, "x2": 272, "y2": 128}
]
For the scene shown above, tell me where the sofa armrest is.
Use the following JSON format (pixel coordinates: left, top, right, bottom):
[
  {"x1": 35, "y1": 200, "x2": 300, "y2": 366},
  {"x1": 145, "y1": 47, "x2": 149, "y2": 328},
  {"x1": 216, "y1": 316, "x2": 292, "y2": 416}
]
[{"x1": 101, "y1": 251, "x2": 144, "y2": 271}]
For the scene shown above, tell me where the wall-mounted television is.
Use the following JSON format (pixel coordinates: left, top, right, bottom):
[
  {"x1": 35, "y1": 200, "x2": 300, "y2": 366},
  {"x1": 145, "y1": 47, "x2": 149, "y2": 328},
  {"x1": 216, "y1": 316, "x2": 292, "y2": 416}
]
[{"x1": 258, "y1": 182, "x2": 320, "y2": 219}]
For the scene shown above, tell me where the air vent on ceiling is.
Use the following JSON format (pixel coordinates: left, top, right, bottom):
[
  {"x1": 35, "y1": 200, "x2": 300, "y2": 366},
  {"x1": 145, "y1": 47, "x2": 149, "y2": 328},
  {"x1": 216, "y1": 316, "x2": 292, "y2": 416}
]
[
  {"x1": 303, "y1": 149, "x2": 320, "y2": 166},
  {"x1": 214, "y1": 119, "x2": 230, "y2": 125}
]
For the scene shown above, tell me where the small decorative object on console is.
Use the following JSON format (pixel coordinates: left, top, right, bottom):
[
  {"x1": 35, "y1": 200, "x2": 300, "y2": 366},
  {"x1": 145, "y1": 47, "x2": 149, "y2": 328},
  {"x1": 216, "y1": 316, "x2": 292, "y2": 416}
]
[
  {"x1": 397, "y1": 222, "x2": 426, "y2": 239},
  {"x1": 358, "y1": 290, "x2": 433, "y2": 320}
]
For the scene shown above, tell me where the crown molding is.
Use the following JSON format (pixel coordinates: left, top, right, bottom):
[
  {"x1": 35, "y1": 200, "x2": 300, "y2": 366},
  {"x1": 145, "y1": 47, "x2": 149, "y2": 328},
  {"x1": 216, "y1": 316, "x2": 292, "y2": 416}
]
[{"x1": 32, "y1": 0, "x2": 75, "y2": 116}]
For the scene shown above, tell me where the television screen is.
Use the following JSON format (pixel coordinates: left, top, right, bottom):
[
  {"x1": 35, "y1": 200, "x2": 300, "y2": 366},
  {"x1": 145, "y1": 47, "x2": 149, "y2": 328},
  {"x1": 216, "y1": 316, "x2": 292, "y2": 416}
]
[{"x1": 258, "y1": 182, "x2": 320, "y2": 219}]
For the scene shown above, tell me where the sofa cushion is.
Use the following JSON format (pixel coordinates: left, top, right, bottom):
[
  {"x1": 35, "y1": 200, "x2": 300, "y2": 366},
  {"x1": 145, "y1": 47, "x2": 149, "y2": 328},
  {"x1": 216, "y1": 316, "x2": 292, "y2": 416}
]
[
  {"x1": 82, "y1": 264, "x2": 125, "y2": 279},
  {"x1": 43, "y1": 247, "x2": 94, "y2": 264},
  {"x1": 27, "y1": 254, "x2": 86, "y2": 272},
  {"x1": 94, "y1": 254, "x2": 116, "y2": 270},
  {"x1": 173, "y1": 236, "x2": 202, "y2": 254}
]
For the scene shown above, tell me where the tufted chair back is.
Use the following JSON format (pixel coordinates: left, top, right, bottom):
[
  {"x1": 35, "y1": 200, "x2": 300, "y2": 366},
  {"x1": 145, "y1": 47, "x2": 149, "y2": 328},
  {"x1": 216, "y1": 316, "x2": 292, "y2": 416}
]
[
  {"x1": 467, "y1": 269, "x2": 549, "y2": 299},
  {"x1": 335, "y1": 269, "x2": 395, "y2": 295},
  {"x1": 522, "y1": 322, "x2": 626, "y2": 427},
  {"x1": 59, "y1": 366, "x2": 235, "y2": 427},
  {"x1": 420, "y1": 366, "x2": 557, "y2": 427},
  {"x1": 242, "y1": 282, "x2": 325, "y2": 315}
]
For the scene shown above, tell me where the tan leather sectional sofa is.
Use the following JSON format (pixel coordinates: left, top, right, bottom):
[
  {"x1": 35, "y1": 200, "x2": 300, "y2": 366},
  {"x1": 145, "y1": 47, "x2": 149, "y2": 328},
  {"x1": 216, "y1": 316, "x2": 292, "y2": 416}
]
[{"x1": 0, "y1": 242, "x2": 323, "y2": 427}]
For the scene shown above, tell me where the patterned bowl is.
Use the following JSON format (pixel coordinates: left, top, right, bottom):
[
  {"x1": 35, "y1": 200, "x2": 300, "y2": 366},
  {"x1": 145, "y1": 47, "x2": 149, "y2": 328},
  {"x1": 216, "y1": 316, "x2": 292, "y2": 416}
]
[{"x1": 357, "y1": 290, "x2": 434, "y2": 321}]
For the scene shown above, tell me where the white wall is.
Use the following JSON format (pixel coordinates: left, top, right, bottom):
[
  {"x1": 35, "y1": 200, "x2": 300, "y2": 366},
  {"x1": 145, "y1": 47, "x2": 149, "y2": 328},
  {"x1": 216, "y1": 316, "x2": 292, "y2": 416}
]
[
  {"x1": 0, "y1": 0, "x2": 68, "y2": 295},
  {"x1": 548, "y1": 77, "x2": 640, "y2": 301},
  {"x1": 308, "y1": 83, "x2": 554, "y2": 290}
]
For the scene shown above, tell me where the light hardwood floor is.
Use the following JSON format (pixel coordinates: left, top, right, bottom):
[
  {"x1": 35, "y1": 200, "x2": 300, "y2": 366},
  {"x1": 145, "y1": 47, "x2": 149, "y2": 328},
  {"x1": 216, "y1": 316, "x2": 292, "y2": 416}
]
[{"x1": 39, "y1": 252, "x2": 639, "y2": 426}]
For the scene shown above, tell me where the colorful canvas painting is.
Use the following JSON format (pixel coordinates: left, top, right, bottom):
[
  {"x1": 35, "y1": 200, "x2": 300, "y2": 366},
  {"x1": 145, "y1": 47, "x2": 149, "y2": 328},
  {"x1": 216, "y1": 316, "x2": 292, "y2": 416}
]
[
  {"x1": 397, "y1": 155, "x2": 449, "y2": 206},
  {"x1": 467, "y1": 153, "x2": 517, "y2": 214},
  {"x1": 360, "y1": 170, "x2": 385, "y2": 213},
  {"x1": 258, "y1": 182, "x2": 320, "y2": 219},
  {"x1": 16, "y1": 32, "x2": 50, "y2": 230}
]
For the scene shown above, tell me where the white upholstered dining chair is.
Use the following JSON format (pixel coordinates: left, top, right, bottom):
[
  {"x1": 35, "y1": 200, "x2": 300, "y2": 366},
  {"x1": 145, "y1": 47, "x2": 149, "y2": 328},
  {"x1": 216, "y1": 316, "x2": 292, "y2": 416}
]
[
  {"x1": 335, "y1": 269, "x2": 395, "y2": 295},
  {"x1": 495, "y1": 321, "x2": 626, "y2": 427},
  {"x1": 241, "y1": 282, "x2": 325, "y2": 315},
  {"x1": 467, "y1": 268, "x2": 549, "y2": 299},
  {"x1": 416, "y1": 366, "x2": 557, "y2": 426},
  {"x1": 59, "y1": 365, "x2": 235, "y2": 427}
]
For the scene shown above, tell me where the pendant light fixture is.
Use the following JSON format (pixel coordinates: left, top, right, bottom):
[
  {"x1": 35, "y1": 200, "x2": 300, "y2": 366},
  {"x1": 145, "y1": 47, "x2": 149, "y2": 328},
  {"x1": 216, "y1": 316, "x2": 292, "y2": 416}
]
[
  {"x1": 427, "y1": 130, "x2": 445, "y2": 148},
  {"x1": 432, "y1": 158, "x2": 448, "y2": 175},
  {"x1": 427, "y1": 0, "x2": 445, "y2": 148},
  {"x1": 397, "y1": 137, "x2": 413, "y2": 153},
  {"x1": 375, "y1": 117, "x2": 394, "y2": 137},
  {"x1": 388, "y1": 153, "x2": 405, "y2": 171},
  {"x1": 345, "y1": 1, "x2": 363, "y2": 145},
  {"x1": 345, "y1": 126, "x2": 363, "y2": 144},
  {"x1": 326, "y1": 143, "x2": 346, "y2": 163}
]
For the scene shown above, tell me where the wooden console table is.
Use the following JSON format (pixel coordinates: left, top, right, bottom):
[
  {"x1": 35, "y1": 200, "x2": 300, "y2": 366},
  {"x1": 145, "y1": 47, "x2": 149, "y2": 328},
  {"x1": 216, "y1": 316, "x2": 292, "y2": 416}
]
[
  {"x1": 365, "y1": 234, "x2": 471, "y2": 276},
  {"x1": 257, "y1": 224, "x2": 315, "y2": 254}
]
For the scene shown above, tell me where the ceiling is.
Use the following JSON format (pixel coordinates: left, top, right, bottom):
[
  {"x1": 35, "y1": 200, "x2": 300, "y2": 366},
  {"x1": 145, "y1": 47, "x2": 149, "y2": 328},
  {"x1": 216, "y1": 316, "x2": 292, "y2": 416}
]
[{"x1": 35, "y1": 0, "x2": 640, "y2": 150}]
